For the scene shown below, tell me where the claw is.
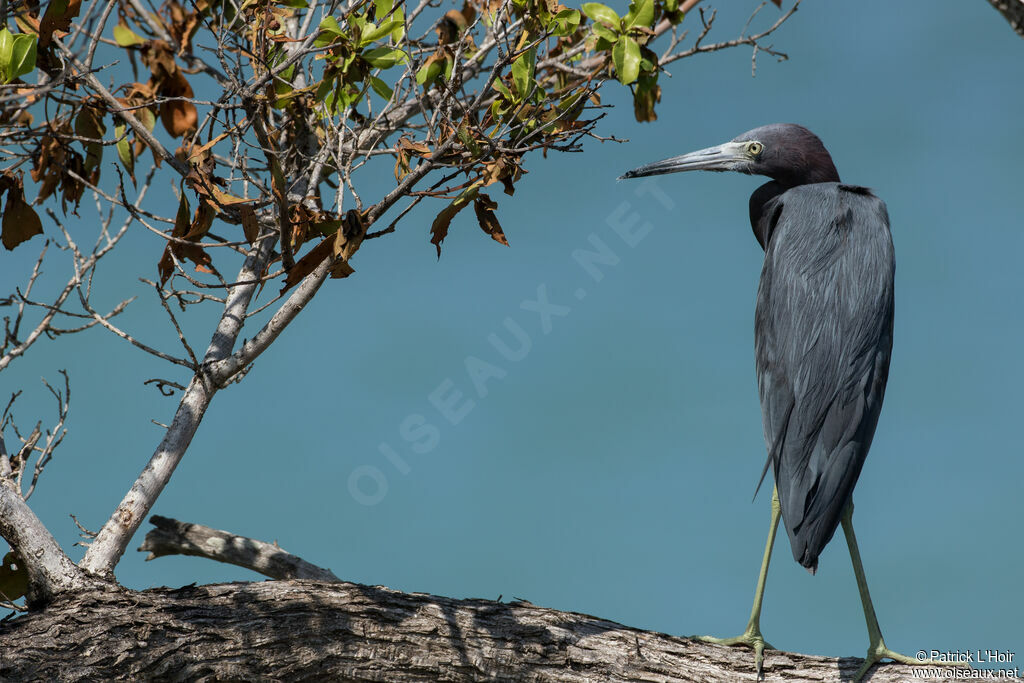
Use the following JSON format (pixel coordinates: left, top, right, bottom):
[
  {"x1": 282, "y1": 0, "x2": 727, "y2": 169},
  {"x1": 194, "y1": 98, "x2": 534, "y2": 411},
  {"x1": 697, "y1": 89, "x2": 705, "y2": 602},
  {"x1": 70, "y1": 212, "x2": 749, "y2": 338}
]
[
  {"x1": 696, "y1": 627, "x2": 775, "y2": 677},
  {"x1": 852, "y1": 639, "x2": 964, "y2": 682}
]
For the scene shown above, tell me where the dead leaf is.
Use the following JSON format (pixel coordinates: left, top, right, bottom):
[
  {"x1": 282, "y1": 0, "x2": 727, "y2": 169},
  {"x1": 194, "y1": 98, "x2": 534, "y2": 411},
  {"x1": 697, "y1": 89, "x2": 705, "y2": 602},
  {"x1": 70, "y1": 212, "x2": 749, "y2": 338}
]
[
  {"x1": 209, "y1": 187, "x2": 256, "y2": 207},
  {"x1": 240, "y1": 205, "x2": 259, "y2": 245},
  {"x1": 280, "y1": 210, "x2": 366, "y2": 293},
  {"x1": 157, "y1": 70, "x2": 197, "y2": 138},
  {"x1": 280, "y1": 236, "x2": 333, "y2": 293},
  {"x1": 157, "y1": 193, "x2": 218, "y2": 284},
  {"x1": 186, "y1": 132, "x2": 229, "y2": 164},
  {"x1": 39, "y1": 0, "x2": 84, "y2": 47},
  {"x1": 394, "y1": 136, "x2": 431, "y2": 180},
  {"x1": 430, "y1": 187, "x2": 478, "y2": 258},
  {"x1": 1, "y1": 175, "x2": 44, "y2": 250},
  {"x1": 0, "y1": 552, "x2": 28, "y2": 601},
  {"x1": 473, "y1": 193, "x2": 508, "y2": 247}
]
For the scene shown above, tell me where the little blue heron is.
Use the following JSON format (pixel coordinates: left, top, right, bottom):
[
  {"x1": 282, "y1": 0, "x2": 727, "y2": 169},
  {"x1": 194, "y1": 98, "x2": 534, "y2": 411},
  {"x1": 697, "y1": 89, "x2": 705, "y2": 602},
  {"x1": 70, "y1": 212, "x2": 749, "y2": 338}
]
[{"x1": 619, "y1": 124, "x2": 953, "y2": 681}]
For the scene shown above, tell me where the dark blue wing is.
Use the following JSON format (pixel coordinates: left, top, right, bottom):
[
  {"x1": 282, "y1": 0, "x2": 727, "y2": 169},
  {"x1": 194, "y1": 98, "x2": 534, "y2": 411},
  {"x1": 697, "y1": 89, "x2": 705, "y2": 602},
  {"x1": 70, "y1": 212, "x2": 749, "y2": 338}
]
[{"x1": 754, "y1": 183, "x2": 894, "y2": 572}]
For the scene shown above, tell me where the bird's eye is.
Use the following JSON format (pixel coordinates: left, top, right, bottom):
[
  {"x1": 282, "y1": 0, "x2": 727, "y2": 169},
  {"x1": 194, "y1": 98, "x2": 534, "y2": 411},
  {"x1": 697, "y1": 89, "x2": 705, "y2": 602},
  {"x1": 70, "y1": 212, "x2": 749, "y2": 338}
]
[{"x1": 747, "y1": 141, "x2": 764, "y2": 156}]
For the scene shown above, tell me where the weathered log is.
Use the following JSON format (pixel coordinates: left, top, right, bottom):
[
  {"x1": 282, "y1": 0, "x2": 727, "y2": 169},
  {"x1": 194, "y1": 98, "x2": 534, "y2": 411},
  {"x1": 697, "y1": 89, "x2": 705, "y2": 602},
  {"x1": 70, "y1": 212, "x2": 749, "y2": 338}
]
[{"x1": 0, "y1": 579, "x2": 950, "y2": 681}]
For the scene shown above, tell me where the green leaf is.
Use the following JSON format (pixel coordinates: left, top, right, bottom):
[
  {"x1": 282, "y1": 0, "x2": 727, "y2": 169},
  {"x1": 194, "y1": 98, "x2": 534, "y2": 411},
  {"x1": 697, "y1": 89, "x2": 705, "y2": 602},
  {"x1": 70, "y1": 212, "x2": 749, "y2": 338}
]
[
  {"x1": 369, "y1": 75, "x2": 393, "y2": 100},
  {"x1": 624, "y1": 0, "x2": 653, "y2": 29},
  {"x1": 137, "y1": 107, "x2": 156, "y2": 132},
  {"x1": 113, "y1": 23, "x2": 146, "y2": 47},
  {"x1": 591, "y1": 22, "x2": 618, "y2": 44},
  {"x1": 491, "y1": 77, "x2": 512, "y2": 100},
  {"x1": 580, "y1": 3, "x2": 619, "y2": 28},
  {"x1": 511, "y1": 47, "x2": 536, "y2": 99},
  {"x1": 612, "y1": 35, "x2": 641, "y2": 85},
  {"x1": 8, "y1": 33, "x2": 37, "y2": 82},
  {"x1": 0, "y1": 28, "x2": 12, "y2": 83},
  {"x1": 490, "y1": 99, "x2": 507, "y2": 121},
  {"x1": 319, "y1": 16, "x2": 344, "y2": 35},
  {"x1": 416, "y1": 58, "x2": 443, "y2": 86},
  {"x1": 359, "y1": 17, "x2": 403, "y2": 45},
  {"x1": 550, "y1": 8, "x2": 580, "y2": 36},
  {"x1": 389, "y1": 7, "x2": 405, "y2": 41},
  {"x1": 363, "y1": 47, "x2": 407, "y2": 69},
  {"x1": 348, "y1": 13, "x2": 369, "y2": 40},
  {"x1": 315, "y1": 74, "x2": 335, "y2": 104},
  {"x1": 115, "y1": 122, "x2": 135, "y2": 178}
]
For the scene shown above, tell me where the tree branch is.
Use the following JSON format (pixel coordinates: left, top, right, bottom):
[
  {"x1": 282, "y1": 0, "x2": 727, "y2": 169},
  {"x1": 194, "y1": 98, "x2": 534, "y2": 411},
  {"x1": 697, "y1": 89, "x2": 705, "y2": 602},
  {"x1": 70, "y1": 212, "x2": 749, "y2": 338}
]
[
  {"x1": 79, "y1": 236, "x2": 277, "y2": 578},
  {"x1": 207, "y1": 255, "x2": 334, "y2": 385},
  {"x1": 0, "y1": 481, "x2": 94, "y2": 607},
  {"x1": 138, "y1": 515, "x2": 341, "y2": 582},
  {"x1": 0, "y1": 580, "x2": 960, "y2": 680}
]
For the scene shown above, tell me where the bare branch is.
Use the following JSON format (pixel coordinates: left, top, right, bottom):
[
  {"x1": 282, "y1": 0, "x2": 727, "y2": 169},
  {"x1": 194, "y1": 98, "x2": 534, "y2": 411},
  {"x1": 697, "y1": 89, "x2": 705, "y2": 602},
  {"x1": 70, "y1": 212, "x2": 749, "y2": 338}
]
[
  {"x1": 79, "y1": 235, "x2": 278, "y2": 577},
  {"x1": 0, "y1": 482, "x2": 95, "y2": 606},
  {"x1": 138, "y1": 515, "x2": 341, "y2": 582}
]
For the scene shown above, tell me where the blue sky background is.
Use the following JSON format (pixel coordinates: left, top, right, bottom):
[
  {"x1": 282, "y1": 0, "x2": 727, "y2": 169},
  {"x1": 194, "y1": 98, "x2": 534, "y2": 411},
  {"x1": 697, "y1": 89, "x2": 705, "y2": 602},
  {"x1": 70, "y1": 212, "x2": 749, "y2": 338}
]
[{"x1": 3, "y1": 0, "x2": 1022, "y2": 666}]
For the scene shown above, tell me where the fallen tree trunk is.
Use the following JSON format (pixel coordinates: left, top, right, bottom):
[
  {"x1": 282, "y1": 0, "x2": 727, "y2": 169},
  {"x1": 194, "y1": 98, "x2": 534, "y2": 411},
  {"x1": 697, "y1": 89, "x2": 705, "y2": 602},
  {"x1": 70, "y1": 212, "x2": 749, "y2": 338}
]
[{"x1": 0, "y1": 579, "x2": 947, "y2": 681}]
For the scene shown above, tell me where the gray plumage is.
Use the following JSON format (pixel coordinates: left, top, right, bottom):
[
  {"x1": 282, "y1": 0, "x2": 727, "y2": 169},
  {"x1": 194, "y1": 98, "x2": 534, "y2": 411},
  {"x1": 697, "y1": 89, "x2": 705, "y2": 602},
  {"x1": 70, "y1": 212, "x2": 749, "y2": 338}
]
[
  {"x1": 620, "y1": 123, "x2": 895, "y2": 572},
  {"x1": 619, "y1": 125, "x2": 940, "y2": 681},
  {"x1": 754, "y1": 183, "x2": 893, "y2": 572}
]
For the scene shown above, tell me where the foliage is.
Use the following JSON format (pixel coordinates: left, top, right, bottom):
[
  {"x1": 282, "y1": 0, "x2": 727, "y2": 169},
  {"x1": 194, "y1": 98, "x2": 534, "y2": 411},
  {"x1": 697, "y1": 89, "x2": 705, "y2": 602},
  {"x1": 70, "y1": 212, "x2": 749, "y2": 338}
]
[{"x1": 0, "y1": 0, "x2": 703, "y2": 270}]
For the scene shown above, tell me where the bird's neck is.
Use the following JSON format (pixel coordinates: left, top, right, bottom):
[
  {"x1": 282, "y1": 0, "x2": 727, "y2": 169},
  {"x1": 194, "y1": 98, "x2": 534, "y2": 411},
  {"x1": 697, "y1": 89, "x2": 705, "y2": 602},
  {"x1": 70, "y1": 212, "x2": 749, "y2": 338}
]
[
  {"x1": 749, "y1": 181, "x2": 787, "y2": 250},
  {"x1": 749, "y1": 163, "x2": 841, "y2": 250}
]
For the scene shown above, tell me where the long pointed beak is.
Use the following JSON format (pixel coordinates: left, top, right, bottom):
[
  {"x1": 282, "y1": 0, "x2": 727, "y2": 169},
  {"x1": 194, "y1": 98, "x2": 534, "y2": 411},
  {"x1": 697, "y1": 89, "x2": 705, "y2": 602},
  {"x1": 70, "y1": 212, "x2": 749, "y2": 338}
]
[{"x1": 618, "y1": 141, "x2": 749, "y2": 180}]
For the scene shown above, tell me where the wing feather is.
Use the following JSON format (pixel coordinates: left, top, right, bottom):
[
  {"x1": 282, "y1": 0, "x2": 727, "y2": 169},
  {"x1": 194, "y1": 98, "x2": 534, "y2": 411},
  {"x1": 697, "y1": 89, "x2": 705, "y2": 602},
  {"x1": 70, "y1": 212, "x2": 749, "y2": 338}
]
[{"x1": 754, "y1": 183, "x2": 894, "y2": 572}]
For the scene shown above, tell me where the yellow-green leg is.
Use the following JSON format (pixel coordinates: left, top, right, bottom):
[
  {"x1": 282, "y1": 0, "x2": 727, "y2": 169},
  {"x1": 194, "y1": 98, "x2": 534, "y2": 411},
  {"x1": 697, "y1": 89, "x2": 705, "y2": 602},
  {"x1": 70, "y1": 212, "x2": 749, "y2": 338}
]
[
  {"x1": 695, "y1": 486, "x2": 781, "y2": 676},
  {"x1": 841, "y1": 502, "x2": 962, "y2": 682}
]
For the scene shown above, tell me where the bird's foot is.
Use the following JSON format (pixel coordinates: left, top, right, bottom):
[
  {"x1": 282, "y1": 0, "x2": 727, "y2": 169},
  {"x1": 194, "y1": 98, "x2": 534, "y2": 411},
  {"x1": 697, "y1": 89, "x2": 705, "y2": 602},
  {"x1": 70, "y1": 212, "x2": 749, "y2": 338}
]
[
  {"x1": 695, "y1": 624, "x2": 774, "y2": 678},
  {"x1": 851, "y1": 637, "x2": 964, "y2": 682}
]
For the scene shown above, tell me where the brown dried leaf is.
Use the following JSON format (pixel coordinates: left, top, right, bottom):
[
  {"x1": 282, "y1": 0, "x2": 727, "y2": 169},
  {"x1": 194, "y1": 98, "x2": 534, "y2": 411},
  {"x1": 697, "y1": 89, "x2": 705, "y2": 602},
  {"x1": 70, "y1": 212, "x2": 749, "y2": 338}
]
[
  {"x1": 430, "y1": 187, "x2": 478, "y2": 258},
  {"x1": 280, "y1": 236, "x2": 333, "y2": 293},
  {"x1": 172, "y1": 193, "x2": 190, "y2": 236},
  {"x1": 39, "y1": 0, "x2": 84, "y2": 47},
  {"x1": 279, "y1": 211, "x2": 365, "y2": 292},
  {"x1": 0, "y1": 552, "x2": 29, "y2": 601},
  {"x1": 158, "y1": 194, "x2": 218, "y2": 284},
  {"x1": 474, "y1": 193, "x2": 508, "y2": 247},
  {"x1": 1, "y1": 176, "x2": 44, "y2": 251},
  {"x1": 158, "y1": 71, "x2": 197, "y2": 138},
  {"x1": 185, "y1": 132, "x2": 229, "y2": 164},
  {"x1": 334, "y1": 210, "x2": 366, "y2": 263},
  {"x1": 158, "y1": 242, "x2": 217, "y2": 284},
  {"x1": 74, "y1": 105, "x2": 105, "y2": 179},
  {"x1": 189, "y1": 202, "x2": 215, "y2": 240},
  {"x1": 239, "y1": 205, "x2": 259, "y2": 245},
  {"x1": 393, "y1": 137, "x2": 431, "y2": 180},
  {"x1": 209, "y1": 187, "x2": 255, "y2": 207}
]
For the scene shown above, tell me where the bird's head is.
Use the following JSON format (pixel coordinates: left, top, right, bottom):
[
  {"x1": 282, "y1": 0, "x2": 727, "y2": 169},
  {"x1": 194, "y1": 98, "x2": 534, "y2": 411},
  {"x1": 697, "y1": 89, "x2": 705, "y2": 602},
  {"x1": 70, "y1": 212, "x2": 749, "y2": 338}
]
[{"x1": 618, "y1": 123, "x2": 840, "y2": 187}]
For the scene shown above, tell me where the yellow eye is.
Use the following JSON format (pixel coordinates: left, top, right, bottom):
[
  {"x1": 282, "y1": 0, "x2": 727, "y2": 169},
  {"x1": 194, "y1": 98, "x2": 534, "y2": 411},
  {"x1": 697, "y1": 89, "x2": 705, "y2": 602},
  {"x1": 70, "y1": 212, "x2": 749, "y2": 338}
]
[{"x1": 747, "y1": 141, "x2": 763, "y2": 156}]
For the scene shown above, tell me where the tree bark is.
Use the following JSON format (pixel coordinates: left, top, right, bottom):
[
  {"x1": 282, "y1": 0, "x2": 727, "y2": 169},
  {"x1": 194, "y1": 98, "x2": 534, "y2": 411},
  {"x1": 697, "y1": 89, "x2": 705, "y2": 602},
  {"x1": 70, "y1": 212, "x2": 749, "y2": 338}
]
[
  {"x1": 138, "y1": 515, "x2": 341, "y2": 582},
  {"x1": 988, "y1": 0, "x2": 1024, "y2": 36},
  {"x1": 0, "y1": 481, "x2": 97, "y2": 608},
  {"x1": 0, "y1": 579, "x2": 953, "y2": 681}
]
